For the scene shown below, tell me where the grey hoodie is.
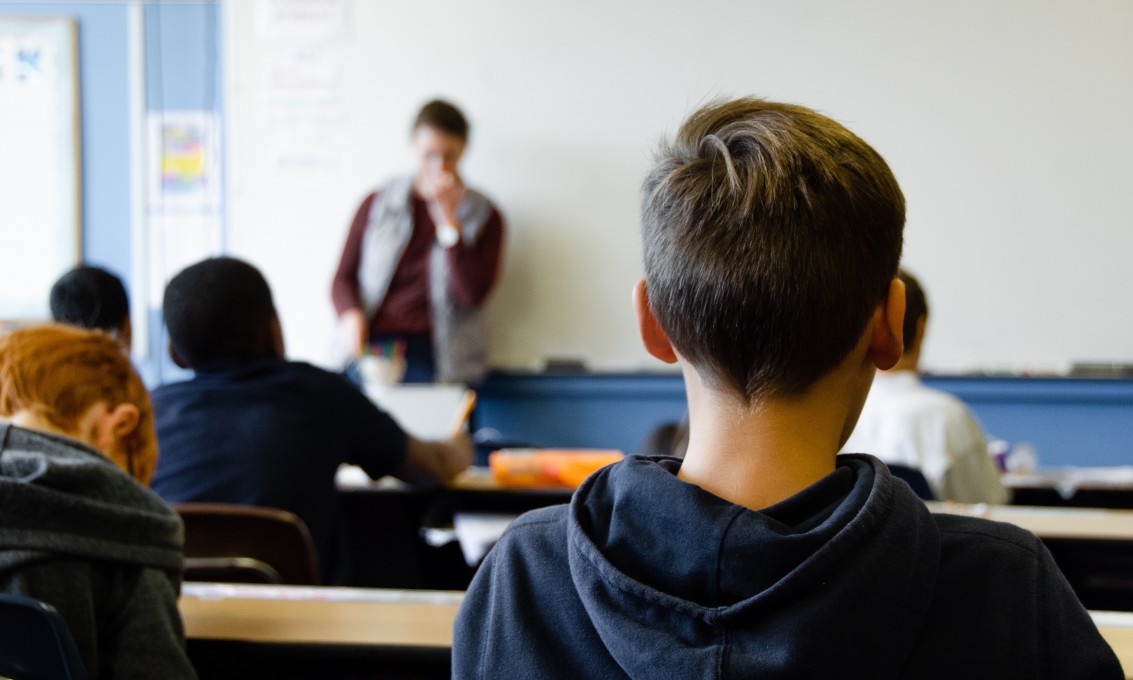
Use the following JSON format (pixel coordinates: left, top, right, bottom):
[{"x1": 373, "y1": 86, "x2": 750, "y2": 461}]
[{"x1": 0, "y1": 423, "x2": 196, "y2": 679}]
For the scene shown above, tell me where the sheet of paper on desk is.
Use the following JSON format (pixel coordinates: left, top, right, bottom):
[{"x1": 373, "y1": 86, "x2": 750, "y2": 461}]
[
  {"x1": 363, "y1": 384, "x2": 474, "y2": 439},
  {"x1": 335, "y1": 465, "x2": 409, "y2": 488},
  {"x1": 454, "y1": 512, "x2": 518, "y2": 566}
]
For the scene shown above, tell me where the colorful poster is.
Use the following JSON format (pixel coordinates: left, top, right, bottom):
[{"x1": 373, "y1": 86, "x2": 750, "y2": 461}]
[{"x1": 147, "y1": 111, "x2": 220, "y2": 211}]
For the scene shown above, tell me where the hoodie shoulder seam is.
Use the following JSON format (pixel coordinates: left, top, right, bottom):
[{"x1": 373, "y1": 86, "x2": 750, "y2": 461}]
[{"x1": 936, "y1": 523, "x2": 1041, "y2": 556}]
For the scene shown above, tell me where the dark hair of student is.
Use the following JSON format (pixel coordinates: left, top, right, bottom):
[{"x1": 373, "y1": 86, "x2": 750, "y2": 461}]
[
  {"x1": 49, "y1": 266, "x2": 129, "y2": 333},
  {"x1": 640, "y1": 97, "x2": 905, "y2": 402},
  {"x1": 898, "y1": 268, "x2": 929, "y2": 350},
  {"x1": 413, "y1": 99, "x2": 469, "y2": 141},
  {"x1": 163, "y1": 257, "x2": 277, "y2": 368}
]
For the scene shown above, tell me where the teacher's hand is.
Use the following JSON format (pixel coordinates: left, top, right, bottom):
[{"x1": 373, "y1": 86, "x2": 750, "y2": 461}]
[
  {"x1": 339, "y1": 308, "x2": 368, "y2": 359},
  {"x1": 425, "y1": 170, "x2": 466, "y2": 232}
]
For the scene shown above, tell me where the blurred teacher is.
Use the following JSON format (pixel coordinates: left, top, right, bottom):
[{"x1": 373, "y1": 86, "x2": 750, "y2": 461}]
[{"x1": 332, "y1": 100, "x2": 505, "y2": 384}]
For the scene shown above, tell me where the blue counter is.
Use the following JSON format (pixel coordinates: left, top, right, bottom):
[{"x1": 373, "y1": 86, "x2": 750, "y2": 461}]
[{"x1": 473, "y1": 372, "x2": 1133, "y2": 468}]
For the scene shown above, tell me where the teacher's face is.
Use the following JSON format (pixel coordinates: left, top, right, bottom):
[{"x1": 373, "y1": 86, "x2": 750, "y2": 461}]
[{"x1": 413, "y1": 124, "x2": 465, "y2": 181}]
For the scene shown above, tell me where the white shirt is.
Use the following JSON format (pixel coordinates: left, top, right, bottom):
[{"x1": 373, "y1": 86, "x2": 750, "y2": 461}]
[{"x1": 841, "y1": 371, "x2": 1009, "y2": 504}]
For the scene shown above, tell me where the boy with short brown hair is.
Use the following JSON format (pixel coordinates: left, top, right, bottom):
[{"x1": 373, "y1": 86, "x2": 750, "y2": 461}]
[{"x1": 453, "y1": 98, "x2": 1120, "y2": 678}]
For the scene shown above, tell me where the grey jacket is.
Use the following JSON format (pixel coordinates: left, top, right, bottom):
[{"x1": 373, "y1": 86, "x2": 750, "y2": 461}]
[
  {"x1": 0, "y1": 423, "x2": 195, "y2": 679},
  {"x1": 358, "y1": 176, "x2": 494, "y2": 383}
]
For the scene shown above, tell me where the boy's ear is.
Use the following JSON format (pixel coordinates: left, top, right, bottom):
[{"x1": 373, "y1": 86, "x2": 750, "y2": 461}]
[
  {"x1": 633, "y1": 279, "x2": 678, "y2": 364},
  {"x1": 270, "y1": 315, "x2": 286, "y2": 359},
  {"x1": 93, "y1": 403, "x2": 140, "y2": 462},
  {"x1": 869, "y1": 277, "x2": 906, "y2": 370},
  {"x1": 168, "y1": 341, "x2": 189, "y2": 369},
  {"x1": 107, "y1": 403, "x2": 141, "y2": 438}
]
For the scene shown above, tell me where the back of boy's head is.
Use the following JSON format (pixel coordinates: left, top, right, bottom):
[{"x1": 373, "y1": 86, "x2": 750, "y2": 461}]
[
  {"x1": 898, "y1": 269, "x2": 929, "y2": 349},
  {"x1": 163, "y1": 257, "x2": 277, "y2": 368},
  {"x1": 641, "y1": 97, "x2": 905, "y2": 402},
  {"x1": 50, "y1": 266, "x2": 129, "y2": 334},
  {"x1": 0, "y1": 324, "x2": 157, "y2": 484}
]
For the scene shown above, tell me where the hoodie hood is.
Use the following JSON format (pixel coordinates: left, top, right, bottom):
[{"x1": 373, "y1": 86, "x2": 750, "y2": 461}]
[
  {"x1": 0, "y1": 423, "x2": 183, "y2": 574},
  {"x1": 566, "y1": 454, "x2": 940, "y2": 678}
]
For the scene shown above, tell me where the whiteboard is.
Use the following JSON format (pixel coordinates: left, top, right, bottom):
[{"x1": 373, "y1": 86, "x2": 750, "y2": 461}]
[
  {"x1": 0, "y1": 17, "x2": 79, "y2": 321},
  {"x1": 224, "y1": 0, "x2": 1133, "y2": 375}
]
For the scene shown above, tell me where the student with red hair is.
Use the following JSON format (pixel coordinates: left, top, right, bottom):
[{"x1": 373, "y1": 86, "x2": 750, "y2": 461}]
[{"x1": 0, "y1": 325, "x2": 194, "y2": 679}]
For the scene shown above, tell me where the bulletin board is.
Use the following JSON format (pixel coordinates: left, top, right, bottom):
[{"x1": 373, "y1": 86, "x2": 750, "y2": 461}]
[{"x1": 0, "y1": 17, "x2": 80, "y2": 321}]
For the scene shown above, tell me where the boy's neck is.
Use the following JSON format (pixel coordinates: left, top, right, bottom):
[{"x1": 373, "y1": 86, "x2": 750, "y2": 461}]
[{"x1": 676, "y1": 361, "x2": 870, "y2": 511}]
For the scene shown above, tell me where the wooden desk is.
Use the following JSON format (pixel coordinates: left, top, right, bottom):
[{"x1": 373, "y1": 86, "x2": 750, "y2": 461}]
[
  {"x1": 931, "y1": 503, "x2": 1133, "y2": 611},
  {"x1": 335, "y1": 468, "x2": 572, "y2": 590},
  {"x1": 1004, "y1": 468, "x2": 1133, "y2": 509},
  {"x1": 180, "y1": 583, "x2": 1133, "y2": 678},
  {"x1": 337, "y1": 469, "x2": 1133, "y2": 594},
  {"x1": 180, "y1": 583, "x2": 462, "y2": 678},
  {"x1": 928, "y1": 503, "x2": 1133, "y2": 541},
  {"x1": 180, "y1": 584, "x2": 1133, "y2": 679},
  {"x1": 1094, "y1": 611, "x2": 1133, "y2": 679}
]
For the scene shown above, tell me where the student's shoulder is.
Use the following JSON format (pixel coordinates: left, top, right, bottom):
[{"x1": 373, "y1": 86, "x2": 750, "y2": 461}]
[
  {"x1": 150, "y1": 373, "x2": 199, "y2": 398},
  {"x1": 508, "y1": 504, "x2": 569, "y2": 530},
  {"x1": 493, "y1": 505, "x2": 570, "y2": 557},
  {"x1": 283, "y1": 360, "x2": 362, "y2": 392},
  {"x1": 933, "y1": 512, "x2": 1043, "y2": 560}
]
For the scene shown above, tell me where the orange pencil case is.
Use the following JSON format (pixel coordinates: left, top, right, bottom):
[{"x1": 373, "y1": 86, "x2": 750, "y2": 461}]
[{"x1": 489, "y1": 449, "x2": 624, "y2": 488}]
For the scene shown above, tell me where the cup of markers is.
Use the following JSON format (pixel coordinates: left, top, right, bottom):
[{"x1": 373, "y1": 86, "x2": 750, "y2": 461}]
[{"x1": 357, "y1": 339, "x2": 408, "y2": 386}]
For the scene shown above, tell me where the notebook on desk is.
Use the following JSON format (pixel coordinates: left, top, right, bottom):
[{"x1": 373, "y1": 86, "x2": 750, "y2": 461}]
[{"x1": 363, "y1": 384, "x2": 476, "y2": 439}]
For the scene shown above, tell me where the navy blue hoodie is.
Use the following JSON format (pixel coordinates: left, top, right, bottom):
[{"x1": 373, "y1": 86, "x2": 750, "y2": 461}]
[{"x1": 454, "y1": 454, "x2": 1121, "y2": 679}]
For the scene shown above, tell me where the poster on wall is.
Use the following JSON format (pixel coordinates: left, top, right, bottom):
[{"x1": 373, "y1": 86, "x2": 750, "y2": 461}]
[
  {"x1": 0, "y1": 17, "x2": 80, "y2": 323},
  {"x1": 145, "y1": 110, "x2": 224, "y2": 311},
  {"x1": 147, "y1": 110, "x2": 221, "y2": 212}
]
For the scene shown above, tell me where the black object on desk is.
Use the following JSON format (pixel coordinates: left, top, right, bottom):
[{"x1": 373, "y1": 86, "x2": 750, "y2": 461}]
[{"x1": 339, "y1": 481, "x2": 572, "y2": 591}]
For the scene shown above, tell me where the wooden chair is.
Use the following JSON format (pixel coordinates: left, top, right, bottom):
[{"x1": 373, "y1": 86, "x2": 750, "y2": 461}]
[
  {"x1": 0, "y1": 592, "x2": 89, "y2": 680},
  {"x1": 174, "y1": 503, "x2": 320, "y2": 585}
]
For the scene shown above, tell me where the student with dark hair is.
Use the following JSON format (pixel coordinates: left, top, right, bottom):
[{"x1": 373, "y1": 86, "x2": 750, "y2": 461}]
[
  {"x1": 842, "y1": 269, "x2": 1008, "y2": 503},
  {"x1": 453, "y1": 98, "x2": 1119, "y2": 678},
  {"x1": 151, "y1": 257, "x2": 472, "y2": 584},
  {"x1": 49, "y1": 265, "x2": 132, "y2": 350},
  {"x1": 0, "y1": 325, "x2": 194, "y2": 679},
  {"x1": 332, "y1": 98, "x2": 505, "y2": 384}
]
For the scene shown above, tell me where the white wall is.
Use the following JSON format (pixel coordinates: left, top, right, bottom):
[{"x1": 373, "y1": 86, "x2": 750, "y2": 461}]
[{"x1": 225, "y1": 0, "x2": 1133, "y2": 374}]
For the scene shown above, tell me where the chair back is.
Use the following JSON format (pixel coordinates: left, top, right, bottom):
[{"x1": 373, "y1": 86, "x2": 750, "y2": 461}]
[
  {"x1": 887, "y1": 463, "x2": 935, "y2": 501},
  {"x1": 174, "y1": 503, "x2": 320, "y2": 585},
  {"x1": 0, "y1": 592, "x2": 89, "y2": 680}
]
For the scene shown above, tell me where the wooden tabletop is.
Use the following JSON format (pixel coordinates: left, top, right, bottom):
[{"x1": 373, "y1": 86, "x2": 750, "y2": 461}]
[
  {"x1": 180, "y1": 583, "x2": 1133, "y2": 677},
  {"x1": 1094, "y1": 611, "x2": 1133, "y2": 679},
  {"x1": 1004, "y1": 467, "x2": 1133, "y2": 492},
  {"x1": 928, "y1": 502, "x2": 1133, "y2": 541},
  {"x1": 180, "y1": 583, "x2": 462, "y2": 648}
]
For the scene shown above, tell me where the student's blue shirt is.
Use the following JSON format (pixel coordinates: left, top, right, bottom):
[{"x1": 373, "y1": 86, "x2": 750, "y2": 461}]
[{"x1": 150, "y1": 356, "x2": 406, "y2": 584}]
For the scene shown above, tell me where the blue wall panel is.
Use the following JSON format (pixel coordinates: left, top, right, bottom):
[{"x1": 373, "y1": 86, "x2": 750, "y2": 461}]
[
  {"x1": 927, "y1": 377, "x2": 1133, "y2": 468},
  {"x1": 475, "y1": 373, "x2": 689, "y2": 457},
  {"x1": 475, "y1": 372, "x2": 1133, "y2": 469},
  {"x1": 1, "y1": 1, "x2": 222, "y2": 385},
  {"x1": 144, "y1": 1, "x2": 220, "y2": 111}
]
